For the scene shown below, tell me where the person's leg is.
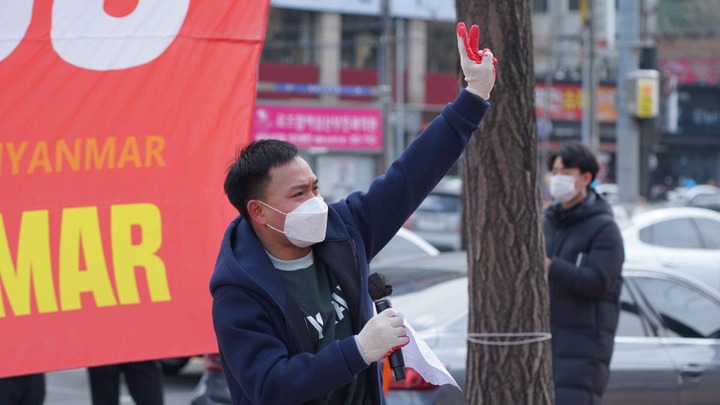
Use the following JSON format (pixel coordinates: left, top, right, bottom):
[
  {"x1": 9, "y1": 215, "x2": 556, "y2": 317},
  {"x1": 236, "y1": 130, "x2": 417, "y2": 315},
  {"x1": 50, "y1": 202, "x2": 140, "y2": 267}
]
[
  {"x1": 88, "y1": 365, "x2": 121, "y2": 405},
  {"x1": 22, "y1": 373, "x2": 46, "y2": 405},
  {"x1": 0, "y1": 375, "x2": 23, "y2": 404},
  {"x1": 122, "y1": 361, "x2": 164, "y2": 405}
]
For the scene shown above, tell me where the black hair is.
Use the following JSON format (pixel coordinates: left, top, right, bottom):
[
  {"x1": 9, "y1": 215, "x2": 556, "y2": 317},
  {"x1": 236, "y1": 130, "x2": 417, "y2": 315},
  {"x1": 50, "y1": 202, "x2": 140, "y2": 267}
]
[
  {"x1": 546, "y1": 141, "x2": 599, "y2": 185},
  {"x1": 224, "y1": 139, "x2": 299, "y2": 218}
]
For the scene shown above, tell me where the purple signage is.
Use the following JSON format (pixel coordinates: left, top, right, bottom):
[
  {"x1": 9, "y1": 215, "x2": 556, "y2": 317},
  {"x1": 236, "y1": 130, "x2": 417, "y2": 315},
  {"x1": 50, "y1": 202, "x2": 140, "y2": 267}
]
[{"x1": 252, "y1": 105, "x2": 383, "y2": 151}]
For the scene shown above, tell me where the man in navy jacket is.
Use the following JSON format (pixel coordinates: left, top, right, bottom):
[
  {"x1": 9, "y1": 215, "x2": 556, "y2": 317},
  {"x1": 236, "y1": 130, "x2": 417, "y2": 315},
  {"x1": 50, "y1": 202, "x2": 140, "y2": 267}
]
[
  {"x1": 544, "y1": 142, "x2": 625, "y2": 405},
  {"x1": 211, "y1": 23, "x2": 496, "y2": 405}
]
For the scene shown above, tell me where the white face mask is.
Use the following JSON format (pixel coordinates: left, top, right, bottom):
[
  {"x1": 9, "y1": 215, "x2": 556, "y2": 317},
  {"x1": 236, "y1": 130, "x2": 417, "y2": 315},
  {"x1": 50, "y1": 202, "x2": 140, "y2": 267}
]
[
  {"x1": 259, "y1": 196, "x2": 328, "y2": 247},
  {"x1": 550, "y1": 174, "x2": 579, "y2": 203}
]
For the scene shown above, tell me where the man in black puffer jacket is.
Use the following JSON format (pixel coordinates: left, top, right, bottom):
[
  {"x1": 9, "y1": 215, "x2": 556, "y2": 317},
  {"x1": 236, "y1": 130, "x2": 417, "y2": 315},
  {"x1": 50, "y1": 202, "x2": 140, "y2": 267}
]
[{"x1": 543, "y1": 142, "x2": 625, "y2": 405}]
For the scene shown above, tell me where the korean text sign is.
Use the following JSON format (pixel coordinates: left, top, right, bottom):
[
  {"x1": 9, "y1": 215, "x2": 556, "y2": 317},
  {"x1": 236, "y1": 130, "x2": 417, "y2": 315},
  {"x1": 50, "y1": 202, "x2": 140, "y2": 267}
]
[{"x1": 253, "y1": 105, "x2": 383, "y2": 151}]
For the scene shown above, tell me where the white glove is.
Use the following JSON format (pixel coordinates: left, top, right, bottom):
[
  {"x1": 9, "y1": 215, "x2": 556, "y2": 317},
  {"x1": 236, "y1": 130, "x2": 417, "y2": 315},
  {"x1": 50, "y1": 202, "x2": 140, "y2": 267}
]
[
  {"x1": 457, "y1": 22, "x2": 497, "y2": 101},
  {"x1": 356, "y1": 308, "x2": 409, "y2": 364}
]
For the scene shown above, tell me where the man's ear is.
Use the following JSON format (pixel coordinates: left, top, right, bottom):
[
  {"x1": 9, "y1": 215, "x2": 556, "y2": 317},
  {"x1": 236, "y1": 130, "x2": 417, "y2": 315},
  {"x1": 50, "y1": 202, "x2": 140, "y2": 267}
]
[
  {"x1": 582, "y1": 172, "x2": 593, "y2": 188},
  {"x1": 246, "y1": 200, "x2": 267, "y2": 225}
]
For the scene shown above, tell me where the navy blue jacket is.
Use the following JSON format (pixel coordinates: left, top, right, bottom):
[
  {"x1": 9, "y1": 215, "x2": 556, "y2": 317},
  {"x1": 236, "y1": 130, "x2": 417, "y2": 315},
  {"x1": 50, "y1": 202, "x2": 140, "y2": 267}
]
[
  {"x1": 544, "y1": 190, "x2": 625, "y2": 405},
  {"x1": 210, "y1": 90, "x2": 489, "y2": 405}
]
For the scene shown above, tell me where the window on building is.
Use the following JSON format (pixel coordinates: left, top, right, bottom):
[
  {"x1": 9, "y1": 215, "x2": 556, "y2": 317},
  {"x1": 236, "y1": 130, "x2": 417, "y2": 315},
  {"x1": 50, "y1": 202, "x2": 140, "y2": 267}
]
[
  {"x1": 534, "y1": 0, "x2": 549, "y2": 13},
  {"x1": 568, "y1": 0, "x2": 580, "y2": 11},
  {"x1": 426, "y1": 21, "x2": 456, "y2": 73},
  {"x1": 658, "y1": 0, "x2": 720, "y2": 36},
  {"x1": 341, "y1": 14, "x2": 381, "y2": 69},
  {"x1": 262, "y1": 8, "x2": 316, "y2": 65}
]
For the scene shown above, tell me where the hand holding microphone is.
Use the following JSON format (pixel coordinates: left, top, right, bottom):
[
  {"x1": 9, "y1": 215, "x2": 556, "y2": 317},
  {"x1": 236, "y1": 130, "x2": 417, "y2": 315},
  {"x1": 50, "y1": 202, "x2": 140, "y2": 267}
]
[
  {"x1": 356, "y1": 308, "x2": 409, "y2": 364},
  {"x1": 361, "y1": 272, "x2": 408, "y2": 381}
]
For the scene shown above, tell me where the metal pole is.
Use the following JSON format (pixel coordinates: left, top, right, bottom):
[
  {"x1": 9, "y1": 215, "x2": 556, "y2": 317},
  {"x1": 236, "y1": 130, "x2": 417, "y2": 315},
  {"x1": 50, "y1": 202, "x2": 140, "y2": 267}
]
[
  {"x1": 379, "y1": 0, "x2": 394, "y2": 171},
  {"x1": 540, "y1": 0, "x2": 563, "y2": 191},
  {"x1": 395, "y1": 18, "x2": 405, "y2": 160},
  {"x1": 581, "y1": 0, "x2": 599, "y2": 152},
  {"x1": 616, "y1": 1, "x2": 641, "y2": 203}
]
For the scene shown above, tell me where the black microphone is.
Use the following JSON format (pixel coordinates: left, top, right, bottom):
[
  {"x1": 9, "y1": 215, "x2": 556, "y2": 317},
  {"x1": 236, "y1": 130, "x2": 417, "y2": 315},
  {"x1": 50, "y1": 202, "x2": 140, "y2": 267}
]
[{"x1": 368, "y1": 272, "x2": 406, "y2": 382}]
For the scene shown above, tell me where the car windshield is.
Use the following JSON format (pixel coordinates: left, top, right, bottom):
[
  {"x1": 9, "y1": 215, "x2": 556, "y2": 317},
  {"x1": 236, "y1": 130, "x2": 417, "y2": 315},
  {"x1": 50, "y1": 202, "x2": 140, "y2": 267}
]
[{"x1": 417, "y1": 193, "x2": 459, "y2": 213}]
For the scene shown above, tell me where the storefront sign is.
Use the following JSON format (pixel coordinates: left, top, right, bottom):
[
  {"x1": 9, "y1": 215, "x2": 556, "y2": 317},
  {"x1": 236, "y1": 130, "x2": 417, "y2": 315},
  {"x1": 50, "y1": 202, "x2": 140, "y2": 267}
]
[
  {"x1": 271, "y1": 0, "x2": 456, "y2": 21},
  {"x1": 661, "y1": 59, "x2": 720, "y2": 85},
  {"x1": 676, "y1": 87, "x2": 720, "y2": 138},
  {"x1": 535, "y1": 83, "x2": 618, "y2": 123},
  {"x1": 271, "y1": 0, "x2": 379, "y2": 15},
  {"x1": 253, "y1": 105, "x2": 383, "y2": 150}
]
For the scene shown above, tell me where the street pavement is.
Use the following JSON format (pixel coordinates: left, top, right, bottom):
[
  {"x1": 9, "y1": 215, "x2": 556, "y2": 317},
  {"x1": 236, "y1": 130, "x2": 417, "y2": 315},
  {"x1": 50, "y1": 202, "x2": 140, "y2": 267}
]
[{"x1": 45, "y1": 358, "x2": 203, "y2": 404}]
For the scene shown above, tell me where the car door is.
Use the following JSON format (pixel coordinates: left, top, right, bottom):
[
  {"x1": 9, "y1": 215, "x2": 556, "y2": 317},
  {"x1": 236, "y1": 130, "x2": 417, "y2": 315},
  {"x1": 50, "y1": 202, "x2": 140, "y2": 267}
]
[
  {"x1": 604, "y1": 281, "x2": 680, "y2": 405},
  {"x1": 640, "y1": 218, "x2": 718, "y2": 287},
  {"x1": 691, "y1": 217, "x2": 720, "y2": 291},
  {"x1": 632, "y1": 276, "x2": 720, "y2": 405}
]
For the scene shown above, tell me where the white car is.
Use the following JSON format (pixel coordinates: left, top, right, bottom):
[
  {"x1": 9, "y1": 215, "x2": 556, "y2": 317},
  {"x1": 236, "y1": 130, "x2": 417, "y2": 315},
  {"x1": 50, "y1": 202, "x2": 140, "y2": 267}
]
[
  {"x1": 679, "y1": 185, "x2": 720, "y2": 211},
  {"x1": 595, "y1": 183, "x2": 619, "y2": 204},
  {"x1": 622, "y1": 207, "x2": 720, "y2": 292},
  {"x1": 372, "y1": 227, "x2": 440, "y2": 263}
]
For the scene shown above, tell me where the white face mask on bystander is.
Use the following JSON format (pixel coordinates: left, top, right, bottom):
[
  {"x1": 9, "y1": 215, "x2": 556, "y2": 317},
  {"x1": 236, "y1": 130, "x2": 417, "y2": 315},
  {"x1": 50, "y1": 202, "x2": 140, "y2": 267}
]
[
  {"x1": 550, "y1": 174, "x2": 579, "y2": 203},
  {"x1": 259, "y1": 196, "x2": 328, "y2": 247}
]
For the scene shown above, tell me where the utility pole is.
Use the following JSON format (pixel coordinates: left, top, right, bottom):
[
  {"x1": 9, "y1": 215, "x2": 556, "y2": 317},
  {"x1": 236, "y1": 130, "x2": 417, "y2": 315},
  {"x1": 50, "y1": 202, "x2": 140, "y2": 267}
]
[
  {"x1": 395, "y1": 18, "x2": 406, "y2": 159},
  {"x1": 379, "y1": 0, "x2": 394, "y2": 171},
  {"x1": 616, "y1": 1, "x2": 641, "y2": 203},
  {"x1": 639, "y1": 0, "x2": 660, "y2": 199},
  {"x1": 581, "y1": 0, "x2": 599, "y2": 152},
  {"x1": 539, "y1": 0, "x2": 563, "y2": 187}
]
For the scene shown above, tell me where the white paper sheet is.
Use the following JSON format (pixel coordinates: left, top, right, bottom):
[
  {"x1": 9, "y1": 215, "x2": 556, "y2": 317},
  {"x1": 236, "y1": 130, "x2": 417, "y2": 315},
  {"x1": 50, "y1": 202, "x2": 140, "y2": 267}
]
[{"x1": 401, "y1": 322, "x2": 460, "y2": 389}]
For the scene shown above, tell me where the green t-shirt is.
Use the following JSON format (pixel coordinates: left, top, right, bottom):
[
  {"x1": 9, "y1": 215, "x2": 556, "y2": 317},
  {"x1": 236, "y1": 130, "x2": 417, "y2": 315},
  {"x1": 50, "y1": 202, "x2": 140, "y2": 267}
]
[{"x1": 272, "y1": 252, "x2": 371, "y2": 405}]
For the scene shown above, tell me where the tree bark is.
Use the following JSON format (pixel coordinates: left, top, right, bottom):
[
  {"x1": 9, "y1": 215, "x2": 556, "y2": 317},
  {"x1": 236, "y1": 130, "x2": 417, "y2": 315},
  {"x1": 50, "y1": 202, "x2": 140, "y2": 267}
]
[{"x1": 455, "y1": 1, "x2": 554, "y2": 404}]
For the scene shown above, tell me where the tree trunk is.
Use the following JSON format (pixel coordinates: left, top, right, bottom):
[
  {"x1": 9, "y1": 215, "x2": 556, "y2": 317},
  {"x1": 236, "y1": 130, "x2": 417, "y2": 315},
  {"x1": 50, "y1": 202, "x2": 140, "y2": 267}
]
[{"x1": 455, "y1": 1, "x2": 555, "y2": 404}]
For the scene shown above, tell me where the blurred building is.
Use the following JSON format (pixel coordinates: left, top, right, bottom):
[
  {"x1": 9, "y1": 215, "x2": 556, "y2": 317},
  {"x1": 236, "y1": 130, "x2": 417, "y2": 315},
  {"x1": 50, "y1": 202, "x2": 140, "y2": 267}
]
[
  {"x1": 653, "y1": 0, "x2": 720, "y2": 188},
  {"x1": 253, "y1": 0, "x2": 720, "y2": 197}
]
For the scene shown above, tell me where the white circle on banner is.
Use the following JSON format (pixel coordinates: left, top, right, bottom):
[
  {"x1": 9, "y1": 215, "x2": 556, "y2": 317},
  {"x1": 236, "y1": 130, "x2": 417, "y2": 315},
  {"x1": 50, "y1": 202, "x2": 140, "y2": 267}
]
[
  {"x1": 0, "y1": 0, "x2": 32, "y2": 62},
  {"x1": 51, "y1": 0, "x2": 190, "y2": 71}
]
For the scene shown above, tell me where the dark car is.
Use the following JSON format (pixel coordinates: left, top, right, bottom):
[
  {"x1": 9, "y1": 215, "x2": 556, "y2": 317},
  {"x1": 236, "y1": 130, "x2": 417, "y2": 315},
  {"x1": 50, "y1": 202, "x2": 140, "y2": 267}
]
[{"x1": 403, "y1": 177, "x2": 462, "y2": 251}]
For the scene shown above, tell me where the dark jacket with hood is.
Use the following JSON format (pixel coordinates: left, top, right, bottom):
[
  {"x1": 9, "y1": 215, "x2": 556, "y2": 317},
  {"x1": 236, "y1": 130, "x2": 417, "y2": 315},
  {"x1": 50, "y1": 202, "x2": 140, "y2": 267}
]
[
  {"x1": 210, "y1": 90, "x2": 489, "y2": 405},
  {"x1": 543, "y1": 189, "x2": 625, "y2": 405}
]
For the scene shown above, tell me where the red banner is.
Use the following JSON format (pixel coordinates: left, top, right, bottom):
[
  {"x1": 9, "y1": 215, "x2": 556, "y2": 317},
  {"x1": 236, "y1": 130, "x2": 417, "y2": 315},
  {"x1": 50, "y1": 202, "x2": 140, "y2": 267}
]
[{"x1": 0, "y1": 0, "x2": 268, "y2": 377}]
